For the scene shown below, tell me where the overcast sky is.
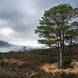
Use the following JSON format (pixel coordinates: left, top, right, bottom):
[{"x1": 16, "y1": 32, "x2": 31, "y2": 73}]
[{"x1": 0, "y1": 0, "x2": 77, "y2": 47}]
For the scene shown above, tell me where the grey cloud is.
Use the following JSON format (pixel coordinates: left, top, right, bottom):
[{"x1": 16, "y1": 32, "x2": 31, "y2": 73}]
[{"x1": 0, "y1": 0, "x2": 77, "y2": 46}]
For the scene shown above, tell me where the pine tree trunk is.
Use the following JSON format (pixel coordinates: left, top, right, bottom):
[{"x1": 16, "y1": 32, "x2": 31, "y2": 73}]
[
  {"x1": 59, "y1": 42, "x2": 63, "y2": 67},
  {"x1": 57, "y1": 43, "x2": 60, "y2": 65},
  {"x1": 59, "y1": 31, "x2": 63, "y2": 67},
  {"x1": 62, "y1": 30, "x2": 64, "y2": 65},
  {"x1": 69, "y1": 36, "x2": 72, "y2": 63}
]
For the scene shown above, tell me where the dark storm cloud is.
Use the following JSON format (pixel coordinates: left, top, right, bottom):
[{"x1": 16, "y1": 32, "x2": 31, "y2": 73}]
[{"x1": 0, "y1": 0, "x2": 77, "y2": 46}]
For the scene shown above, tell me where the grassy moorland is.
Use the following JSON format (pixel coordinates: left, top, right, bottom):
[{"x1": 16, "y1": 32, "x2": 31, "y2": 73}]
[{"x1": 0, "y1": 45, "x2": 78, "y2": 78}]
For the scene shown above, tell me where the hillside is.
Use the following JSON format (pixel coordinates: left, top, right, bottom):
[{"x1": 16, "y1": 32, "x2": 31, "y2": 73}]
[{"x1": 0, "y1": 41, "x2": 12, "y2": 47}]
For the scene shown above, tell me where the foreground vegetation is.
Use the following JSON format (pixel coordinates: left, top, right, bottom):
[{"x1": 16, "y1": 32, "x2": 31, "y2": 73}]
[{"x1": 0, "y1": 45, "x2": 77, "y2": 78}]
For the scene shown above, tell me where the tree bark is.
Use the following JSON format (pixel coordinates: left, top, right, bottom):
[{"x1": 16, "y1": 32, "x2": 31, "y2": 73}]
[
  {"x1": 59, "y1": 31, "x2": 63, "y2": 67},
  {"x1": 57, "y1": 43, "x2": 60, "y2": 65},
  {"x1": 59, "y1": 46, "x2": 63, "y2": 67},
  {"x1": 69, "y1": 36, "x2": 72, "y2": 63}
]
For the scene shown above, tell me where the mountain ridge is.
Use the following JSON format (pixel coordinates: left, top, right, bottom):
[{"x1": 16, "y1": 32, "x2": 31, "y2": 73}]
[{"x1": 0, "y1": 41, "x2": 12, "y2": 47}]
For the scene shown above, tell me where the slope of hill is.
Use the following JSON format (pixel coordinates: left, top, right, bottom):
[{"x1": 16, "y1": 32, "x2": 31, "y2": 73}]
[{"x1": 0, "y1": 41, "x2": 12, "y2": 47}]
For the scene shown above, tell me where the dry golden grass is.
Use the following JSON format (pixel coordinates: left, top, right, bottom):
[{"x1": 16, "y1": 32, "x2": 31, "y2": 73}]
[{"x1": 41, "y1": 60, "x2": 78, "y2": 74}]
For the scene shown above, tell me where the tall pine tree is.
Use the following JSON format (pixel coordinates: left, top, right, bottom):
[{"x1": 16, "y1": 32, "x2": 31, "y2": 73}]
[{"x1": 35, "y1": 4, "x2": 78, "y2": 67}]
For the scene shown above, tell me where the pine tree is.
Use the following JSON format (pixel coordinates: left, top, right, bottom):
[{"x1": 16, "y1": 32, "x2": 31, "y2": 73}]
[{"x1": 35, "y1": 4, "x2": 78, "y2": 67}]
